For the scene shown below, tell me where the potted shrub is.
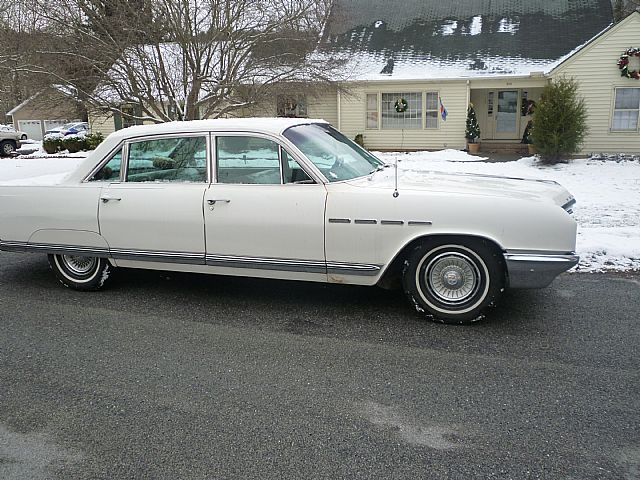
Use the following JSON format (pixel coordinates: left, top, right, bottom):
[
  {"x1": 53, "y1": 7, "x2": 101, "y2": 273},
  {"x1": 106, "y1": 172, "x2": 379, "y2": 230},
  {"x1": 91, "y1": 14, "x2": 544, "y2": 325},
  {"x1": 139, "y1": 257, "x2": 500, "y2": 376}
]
[{"x1": 465, "y1": 104, "x2": 481, "y2": 154}]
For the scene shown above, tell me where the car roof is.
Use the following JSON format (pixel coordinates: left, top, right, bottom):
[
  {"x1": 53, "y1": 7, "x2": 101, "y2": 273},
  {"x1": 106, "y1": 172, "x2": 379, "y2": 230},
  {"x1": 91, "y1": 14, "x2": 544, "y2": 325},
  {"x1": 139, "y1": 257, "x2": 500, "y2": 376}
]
[{"x1": 107, "y1": 117, "x2": 329, "y2": 141}]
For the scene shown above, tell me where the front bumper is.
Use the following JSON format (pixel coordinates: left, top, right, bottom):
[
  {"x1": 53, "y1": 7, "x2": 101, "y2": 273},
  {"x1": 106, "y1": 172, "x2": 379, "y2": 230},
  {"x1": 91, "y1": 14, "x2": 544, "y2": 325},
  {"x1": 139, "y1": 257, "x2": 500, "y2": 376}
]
[{"x1": 504, "y1": 252, "x2": 579, "y2": 289}]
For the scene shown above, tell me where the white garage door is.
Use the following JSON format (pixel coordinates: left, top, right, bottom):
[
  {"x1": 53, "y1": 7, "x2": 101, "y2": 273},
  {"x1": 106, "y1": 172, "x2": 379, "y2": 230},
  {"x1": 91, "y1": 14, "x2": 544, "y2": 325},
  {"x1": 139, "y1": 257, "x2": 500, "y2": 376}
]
[{"x1": 17, "y1": 120, "x2": 43, "y2": 140}]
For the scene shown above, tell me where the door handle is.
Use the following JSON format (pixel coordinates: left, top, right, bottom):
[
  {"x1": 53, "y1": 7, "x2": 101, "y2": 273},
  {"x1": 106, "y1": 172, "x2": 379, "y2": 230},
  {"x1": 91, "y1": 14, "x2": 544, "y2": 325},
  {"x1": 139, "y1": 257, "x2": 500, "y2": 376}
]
[
  {"x1": 100, "y1": 195, "x2": 122, "y2": 203},
  {"x1": 207, "y1": 199, "x2": 231, "y2": 205}
]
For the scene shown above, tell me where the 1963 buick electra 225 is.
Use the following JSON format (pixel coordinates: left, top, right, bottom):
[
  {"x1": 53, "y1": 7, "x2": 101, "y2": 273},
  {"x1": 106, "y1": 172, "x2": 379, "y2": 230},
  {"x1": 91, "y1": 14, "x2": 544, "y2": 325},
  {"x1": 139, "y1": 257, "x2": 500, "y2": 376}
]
[{"x1": 0, "y1": 118, "x2": 578, "y2": 324}]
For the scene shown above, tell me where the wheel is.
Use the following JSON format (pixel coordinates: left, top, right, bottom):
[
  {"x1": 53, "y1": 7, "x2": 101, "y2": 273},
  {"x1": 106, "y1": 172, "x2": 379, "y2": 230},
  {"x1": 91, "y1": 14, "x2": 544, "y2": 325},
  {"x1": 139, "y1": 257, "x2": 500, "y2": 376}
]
[
  {"x1": 48, "y1": 254, "x2": 112, "y2": 291},
  {"x1": 0, "y1": 140, "x2": 16, "y2": 156},
  {"x1": 21, "y1": 134, "x2": 27, "y2": 140},
  {"x1": 402, "y1": 238, "x2": 505, "y2": 324}
]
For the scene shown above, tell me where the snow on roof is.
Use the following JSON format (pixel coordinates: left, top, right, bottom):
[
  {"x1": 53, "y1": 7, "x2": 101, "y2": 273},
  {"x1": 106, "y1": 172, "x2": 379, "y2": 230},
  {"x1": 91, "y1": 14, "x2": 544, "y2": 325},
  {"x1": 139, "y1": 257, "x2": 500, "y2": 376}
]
[{"x1": 319, "y1": 0, "x2": 614, "y2": 80}]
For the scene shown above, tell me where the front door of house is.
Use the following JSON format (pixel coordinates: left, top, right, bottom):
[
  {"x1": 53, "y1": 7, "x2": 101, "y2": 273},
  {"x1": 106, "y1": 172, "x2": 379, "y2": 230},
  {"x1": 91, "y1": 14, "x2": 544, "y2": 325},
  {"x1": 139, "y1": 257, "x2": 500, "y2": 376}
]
[{"x1": 493, "y1": 90, "x2": 520, "y2": 139}]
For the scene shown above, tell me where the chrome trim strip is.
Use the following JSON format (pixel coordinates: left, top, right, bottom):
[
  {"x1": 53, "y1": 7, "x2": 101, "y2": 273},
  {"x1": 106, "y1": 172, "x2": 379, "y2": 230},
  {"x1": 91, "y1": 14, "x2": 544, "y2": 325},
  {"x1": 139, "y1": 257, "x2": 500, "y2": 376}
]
[
  {"x1": 380, "y1": 220, "x2": 404, "y2": 226},
  {"x1": 354, "y1": 219, "x2": 377, "y2": 225},
  {"x1": 327, "y1": 262, "x2": 381, "y2": 276},
  {"x1": 408, "y1": 221, "x2": 433, "y2": 226},
  {"x1": 111, "y1": 249, "x2": 205, "y2": 265},
  {"x1": 206, "y1": 254, "x2": 326, "y2": 273},
  {"x1": 504, "y1": 254, "x2": 579, "y2": 263},
  {"x1": 206, "y1": 254, "x2": 382, "y2": 276},
  {"x1": 0, "y1": 240, "x2": 108, "y2": 256},
  {"x1": 328, "y1": 218, "x2": 351, "y2": 224}
]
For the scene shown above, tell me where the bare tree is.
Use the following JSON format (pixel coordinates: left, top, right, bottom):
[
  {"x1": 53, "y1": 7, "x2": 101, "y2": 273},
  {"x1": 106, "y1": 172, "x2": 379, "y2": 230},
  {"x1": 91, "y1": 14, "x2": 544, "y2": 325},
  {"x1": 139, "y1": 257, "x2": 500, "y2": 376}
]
[{"x1": 6, "y1": 0, "x2": 342, "y2": 124}]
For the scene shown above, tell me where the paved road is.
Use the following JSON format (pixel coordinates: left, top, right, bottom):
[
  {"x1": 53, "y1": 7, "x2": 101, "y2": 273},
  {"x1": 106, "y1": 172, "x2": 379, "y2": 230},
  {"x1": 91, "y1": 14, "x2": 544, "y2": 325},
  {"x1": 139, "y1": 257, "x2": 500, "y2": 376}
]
[{"x1": 0, "y1": 252, "x2": 638, "y2": 479}]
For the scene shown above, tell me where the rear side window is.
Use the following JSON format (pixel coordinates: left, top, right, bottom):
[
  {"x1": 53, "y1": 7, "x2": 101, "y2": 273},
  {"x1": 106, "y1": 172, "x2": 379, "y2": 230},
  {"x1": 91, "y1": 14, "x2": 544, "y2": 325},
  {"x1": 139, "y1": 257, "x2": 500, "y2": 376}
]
[{"x1": 126, "y1": 136, "x2": 207, "y2": 183}]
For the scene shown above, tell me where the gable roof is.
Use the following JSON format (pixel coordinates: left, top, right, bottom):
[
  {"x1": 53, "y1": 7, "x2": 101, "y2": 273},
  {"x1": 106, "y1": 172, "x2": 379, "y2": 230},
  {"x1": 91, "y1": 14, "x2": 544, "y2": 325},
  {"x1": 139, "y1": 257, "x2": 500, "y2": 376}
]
[{"x1": 319, "y1": 0, "x2": 614, "y2": 80}]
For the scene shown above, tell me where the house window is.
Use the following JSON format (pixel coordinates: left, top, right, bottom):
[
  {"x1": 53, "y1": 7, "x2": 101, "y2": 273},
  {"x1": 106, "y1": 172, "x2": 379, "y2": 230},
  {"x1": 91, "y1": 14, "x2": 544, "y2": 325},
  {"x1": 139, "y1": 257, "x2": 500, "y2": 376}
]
[
  {"x1": 381, "y1": 92, "x2": 421, "y2": 129},
  {"x1": 612, "y1": 88, "x2": 640, "y2": 131},
  {"x1": 121, "y1": 105, "x2": 141, "y2": 128},
  {"x1": 277, "y1": 95, "x2": 307, "y2": 118},
  {"x1": 425, "y1": 92, "x2": 439, "y2": 129},
  {"x1": 366, "y1": 93, "x2": 378, "y2": 129}
]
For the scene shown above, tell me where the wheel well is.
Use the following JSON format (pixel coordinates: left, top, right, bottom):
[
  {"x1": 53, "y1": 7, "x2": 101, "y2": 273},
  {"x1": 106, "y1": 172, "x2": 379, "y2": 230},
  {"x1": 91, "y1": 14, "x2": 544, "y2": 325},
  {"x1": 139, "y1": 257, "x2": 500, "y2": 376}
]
[{"x1": 376, "y1": 234, "x2": 505, "y2": 290}]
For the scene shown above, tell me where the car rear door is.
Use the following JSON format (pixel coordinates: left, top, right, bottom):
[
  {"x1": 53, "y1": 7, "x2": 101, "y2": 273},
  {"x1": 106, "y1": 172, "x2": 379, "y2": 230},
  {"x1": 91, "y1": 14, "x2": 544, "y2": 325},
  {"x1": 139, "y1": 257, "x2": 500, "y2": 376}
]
[{"x1": 97, "y1": 134, "x2": 209, "y2": 265}]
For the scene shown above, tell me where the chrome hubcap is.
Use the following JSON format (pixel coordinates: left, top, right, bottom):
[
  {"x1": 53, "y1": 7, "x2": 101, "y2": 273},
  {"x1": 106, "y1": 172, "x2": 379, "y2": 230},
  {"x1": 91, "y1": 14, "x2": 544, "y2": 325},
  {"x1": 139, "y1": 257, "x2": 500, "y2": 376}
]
[
  {"x1": 61, "y1": 255, "x2": 97, "y2": 275},
  {"x1": 425, "y1": 253, "x2": 480, "y2": 305}
]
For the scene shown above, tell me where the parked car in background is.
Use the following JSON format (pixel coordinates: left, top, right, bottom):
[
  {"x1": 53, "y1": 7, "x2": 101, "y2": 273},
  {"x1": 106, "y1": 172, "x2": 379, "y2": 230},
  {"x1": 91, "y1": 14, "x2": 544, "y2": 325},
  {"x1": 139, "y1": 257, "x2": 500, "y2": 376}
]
[
  {"x1": 0, "y1": 125, "x2": 28, "y2": 140},
  {"x1": 0, "y1": 128, "x2": 23, "y2": 156},
  {"x1": 0, "y1": 118, "x2": 579, "y2": 324},
  {"x1": 44, "y1": 122, "x2": 89, "y2": 138}
]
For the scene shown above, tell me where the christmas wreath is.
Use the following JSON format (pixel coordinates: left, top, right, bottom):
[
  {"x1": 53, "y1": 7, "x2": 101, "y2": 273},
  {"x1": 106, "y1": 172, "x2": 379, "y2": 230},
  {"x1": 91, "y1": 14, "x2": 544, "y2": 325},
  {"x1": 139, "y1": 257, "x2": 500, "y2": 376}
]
[
  {"x1": 394, "y1": 98, "x2": 408, "y2": 113},
  {"x1": 618, "y1": 48, "x2": 640, "y2": 79}
]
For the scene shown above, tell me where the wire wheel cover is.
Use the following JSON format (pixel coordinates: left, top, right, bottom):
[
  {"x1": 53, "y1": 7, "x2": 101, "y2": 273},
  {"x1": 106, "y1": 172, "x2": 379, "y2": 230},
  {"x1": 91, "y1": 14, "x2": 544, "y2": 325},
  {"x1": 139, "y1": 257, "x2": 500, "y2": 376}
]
[
  {"x1": 424, "y1": 252, "x2": 481, "y2": 305},
  {"x1": 61, "y1": 255, "x2": 97, "y2": 276}
]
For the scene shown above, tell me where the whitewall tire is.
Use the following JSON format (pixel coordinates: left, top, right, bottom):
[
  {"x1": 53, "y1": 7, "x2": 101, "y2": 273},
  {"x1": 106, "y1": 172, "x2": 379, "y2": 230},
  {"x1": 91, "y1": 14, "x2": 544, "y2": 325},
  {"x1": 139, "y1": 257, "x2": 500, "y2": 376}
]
[
  {"x1": 48, "y1": 254, "x2": 112, "y2": 291},
  {"x1": 402, "y1": 238, "x2": 505, "y2": 324}
]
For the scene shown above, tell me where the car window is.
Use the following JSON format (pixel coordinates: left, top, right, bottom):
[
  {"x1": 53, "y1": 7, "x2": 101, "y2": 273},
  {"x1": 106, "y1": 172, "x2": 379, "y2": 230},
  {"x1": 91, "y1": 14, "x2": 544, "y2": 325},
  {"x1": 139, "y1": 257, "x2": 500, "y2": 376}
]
[
  {"x1": 283, "y1": 124, "x2": 383, "y2": 182},
  {"x1": 281, "y1": 148, "x2": 314, "y2": 184},
  {"x1": 89, "y1": 148, "x2": 122, "y2": 181},
  {"x1": 216, "y1": 136, "x2": 281, "y2": 184},
  {"x1": 126, "y1": 136, "x2": 207, "y2": 183}
]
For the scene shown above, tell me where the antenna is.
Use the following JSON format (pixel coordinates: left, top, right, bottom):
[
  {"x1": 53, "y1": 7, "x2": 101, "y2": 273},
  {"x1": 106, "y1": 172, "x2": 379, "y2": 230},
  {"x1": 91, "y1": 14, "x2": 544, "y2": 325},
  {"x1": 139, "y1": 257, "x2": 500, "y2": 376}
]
[
  {"x1": 393, "y1": 128, "x2": 405, "y2": 198},
  {"x1": 393, "y1": 157, "x2": 399, "y2": 198}
]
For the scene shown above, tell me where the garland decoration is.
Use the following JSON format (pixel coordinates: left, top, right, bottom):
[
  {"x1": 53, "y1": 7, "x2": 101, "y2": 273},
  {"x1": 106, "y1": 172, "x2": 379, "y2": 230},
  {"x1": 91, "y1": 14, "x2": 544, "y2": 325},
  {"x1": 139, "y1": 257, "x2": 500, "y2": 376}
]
[
  {"x1": 618, "y1": 48, "x2": 640, "y2": 79},
  {"x1": 394, "y1": 98, "x2": 408, "y2": 113}
]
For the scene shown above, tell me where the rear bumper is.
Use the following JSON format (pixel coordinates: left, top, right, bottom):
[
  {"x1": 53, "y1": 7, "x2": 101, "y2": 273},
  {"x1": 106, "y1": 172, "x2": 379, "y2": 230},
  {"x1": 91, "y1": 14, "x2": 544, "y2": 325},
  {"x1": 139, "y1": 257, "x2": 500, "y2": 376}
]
[{"x1": 504, "y1": 252, "x2": 579, "y2": 289}]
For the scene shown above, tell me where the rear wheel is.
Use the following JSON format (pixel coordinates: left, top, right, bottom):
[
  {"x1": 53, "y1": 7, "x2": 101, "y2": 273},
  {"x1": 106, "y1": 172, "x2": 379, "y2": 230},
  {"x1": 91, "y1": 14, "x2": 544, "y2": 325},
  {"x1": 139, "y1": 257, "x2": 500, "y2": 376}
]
[
  {"x1": 402, "y1": 238, "x2": 505, "y2": 324},
  {"x1": 48, "y1": 254, "x2": 112, "y2": 291},
  {"x1": 0, "y1": 140, "x2": 16, "y2": 156}
]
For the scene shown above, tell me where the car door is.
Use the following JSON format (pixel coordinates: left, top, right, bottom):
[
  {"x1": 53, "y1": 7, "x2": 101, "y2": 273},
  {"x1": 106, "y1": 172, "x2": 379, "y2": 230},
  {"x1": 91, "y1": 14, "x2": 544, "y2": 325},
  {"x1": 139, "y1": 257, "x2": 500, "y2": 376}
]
[
  {"x1": 97, "y1": 134, "x2": 210, "y2": 265},
  {"x1": 204, "y1": 134, "x2": 327, "y2": 280}
]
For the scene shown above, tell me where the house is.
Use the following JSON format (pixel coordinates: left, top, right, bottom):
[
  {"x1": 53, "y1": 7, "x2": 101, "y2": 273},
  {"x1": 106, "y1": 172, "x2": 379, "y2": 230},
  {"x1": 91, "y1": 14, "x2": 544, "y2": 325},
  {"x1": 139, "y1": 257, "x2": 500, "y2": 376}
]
[
  {"x1": 89, "y1": 3, "x2": 640, "y2": 155},
  {"x1": 6, "y1": 86, "x2": 85, "y2": 140}
]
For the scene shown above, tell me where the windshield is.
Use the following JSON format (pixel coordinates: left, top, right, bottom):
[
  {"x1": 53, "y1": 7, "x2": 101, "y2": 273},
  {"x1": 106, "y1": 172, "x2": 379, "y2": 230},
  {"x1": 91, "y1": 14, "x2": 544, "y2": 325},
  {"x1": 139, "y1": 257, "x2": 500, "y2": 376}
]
[{"x1": 283, "y1": 124, "x2": 383, "y2": 182}]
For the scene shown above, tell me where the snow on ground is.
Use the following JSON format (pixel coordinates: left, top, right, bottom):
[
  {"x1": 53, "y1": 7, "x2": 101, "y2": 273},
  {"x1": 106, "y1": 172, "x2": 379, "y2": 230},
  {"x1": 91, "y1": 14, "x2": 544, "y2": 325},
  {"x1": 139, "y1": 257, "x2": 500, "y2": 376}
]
[
  {"x1": 375, "y1": 150, "x2": 640, "y2": 273},
  {"x1": 0, "y1": 148, "x2": 638, "y2": 273}
]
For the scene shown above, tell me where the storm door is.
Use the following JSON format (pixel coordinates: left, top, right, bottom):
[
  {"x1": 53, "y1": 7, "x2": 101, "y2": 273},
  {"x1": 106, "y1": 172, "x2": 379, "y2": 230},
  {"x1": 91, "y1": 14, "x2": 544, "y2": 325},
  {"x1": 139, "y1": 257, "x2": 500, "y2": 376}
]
[{"x1": 494, "y1": 90, "x2": 520, "y2": 139}]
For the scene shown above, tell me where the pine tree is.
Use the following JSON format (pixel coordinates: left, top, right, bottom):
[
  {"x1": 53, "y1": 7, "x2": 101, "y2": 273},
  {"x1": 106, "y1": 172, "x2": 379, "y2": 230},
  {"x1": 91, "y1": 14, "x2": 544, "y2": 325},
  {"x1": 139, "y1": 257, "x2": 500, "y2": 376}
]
[
  {"x1": 465, "y1": 104, "x2": 481, "y2": 143},
  {"x1": 531, "y1": 77, "x2": 587, "y2": 164}
]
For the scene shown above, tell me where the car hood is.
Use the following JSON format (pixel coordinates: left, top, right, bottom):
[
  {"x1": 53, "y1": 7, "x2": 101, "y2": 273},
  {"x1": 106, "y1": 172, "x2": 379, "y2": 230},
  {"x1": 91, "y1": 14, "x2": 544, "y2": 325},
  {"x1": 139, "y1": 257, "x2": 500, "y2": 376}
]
[{"x1": 346, "y1": 168, "x2": 575, "y2": 208}]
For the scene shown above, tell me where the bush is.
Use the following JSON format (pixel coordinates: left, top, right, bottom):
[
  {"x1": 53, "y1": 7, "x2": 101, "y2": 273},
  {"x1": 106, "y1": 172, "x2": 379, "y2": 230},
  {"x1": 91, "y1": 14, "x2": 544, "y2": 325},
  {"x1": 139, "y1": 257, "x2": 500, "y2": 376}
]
[
  {"x1": 354, "y1": 134, "x2": 364, "y2": 147},
  {"x1": 532, "y1": 77, "x2": 587, "y2": 164},
  {"x1": 85, "y1": 132, "x2": 104, "y2": 150},
  {"x1": 62, "y1": 136, "x2": 88, "y2": 153},
  {"x1": 43, "y1": 137, "x2": 64, "y2": 154}
]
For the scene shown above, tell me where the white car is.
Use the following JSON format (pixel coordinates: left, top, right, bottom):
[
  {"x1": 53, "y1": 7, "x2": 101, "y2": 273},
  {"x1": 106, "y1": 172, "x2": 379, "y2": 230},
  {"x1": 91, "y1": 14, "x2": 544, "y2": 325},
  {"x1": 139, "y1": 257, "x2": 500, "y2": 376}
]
[
  {"x1": 0, "y1": 118, "x2": 578, "y2": 323},
  {"x1": 0, "y1": 125, "x2": 28, "y2": 140}
]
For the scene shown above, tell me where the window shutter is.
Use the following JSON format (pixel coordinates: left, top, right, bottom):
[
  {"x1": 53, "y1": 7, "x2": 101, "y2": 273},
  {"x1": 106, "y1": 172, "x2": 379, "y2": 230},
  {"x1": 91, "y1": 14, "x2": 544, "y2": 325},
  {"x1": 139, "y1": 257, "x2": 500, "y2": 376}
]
[
  {"x1": 134, "y1": 105, "x2": 143, "y2": 125},
  {"x1": 114, "y1": 112, "x2": 122, "y2": 131}
]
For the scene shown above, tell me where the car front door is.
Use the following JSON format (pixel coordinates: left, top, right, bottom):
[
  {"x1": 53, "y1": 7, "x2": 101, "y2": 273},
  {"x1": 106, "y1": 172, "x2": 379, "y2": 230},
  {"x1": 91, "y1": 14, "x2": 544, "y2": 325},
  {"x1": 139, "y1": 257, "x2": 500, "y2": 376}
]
[
  {"x1": 97, "y1": 134, "x2": 210, "y2": 265},
  {"x1": 204, "y1": 134, "x2": 327, "y2": 281}
]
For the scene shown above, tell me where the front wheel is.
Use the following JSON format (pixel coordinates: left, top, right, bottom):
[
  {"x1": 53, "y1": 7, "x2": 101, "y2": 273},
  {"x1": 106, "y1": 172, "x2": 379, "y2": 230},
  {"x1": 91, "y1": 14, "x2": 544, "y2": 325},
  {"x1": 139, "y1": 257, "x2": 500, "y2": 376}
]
[
  {"x1": 48, "y1": 254, "x2": 112, "y2": 291},
  {"x1": 402, "y1": 239, "x2": 505, "y2": 324},
  {"x1": 0, "y1": 140, "x2": 16, "y2": 156}
]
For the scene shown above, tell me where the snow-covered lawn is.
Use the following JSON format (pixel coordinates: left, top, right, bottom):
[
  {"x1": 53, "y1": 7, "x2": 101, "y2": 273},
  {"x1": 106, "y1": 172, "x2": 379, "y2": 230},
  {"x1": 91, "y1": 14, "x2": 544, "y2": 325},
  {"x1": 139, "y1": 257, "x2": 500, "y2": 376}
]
[{"x1": 1, "y1": 149, "x2": 638, "y2": 273}]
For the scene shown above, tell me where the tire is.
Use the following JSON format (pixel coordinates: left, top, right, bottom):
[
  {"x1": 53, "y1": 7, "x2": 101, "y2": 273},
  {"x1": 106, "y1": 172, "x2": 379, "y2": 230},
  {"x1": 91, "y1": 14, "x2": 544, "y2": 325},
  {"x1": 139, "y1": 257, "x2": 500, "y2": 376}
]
[
  {"x1": 21, "y1": 134, "x2": 27, "y2": 140},
  {"x1": 0, "y1": 140, "x2": 16, "y2": 157},
  {"x1": 402, "y1": 238, "x2": 505, "y2": 324},
  {"x1": 48, "y1": 254, "x2": 112, "y2": 291}
]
